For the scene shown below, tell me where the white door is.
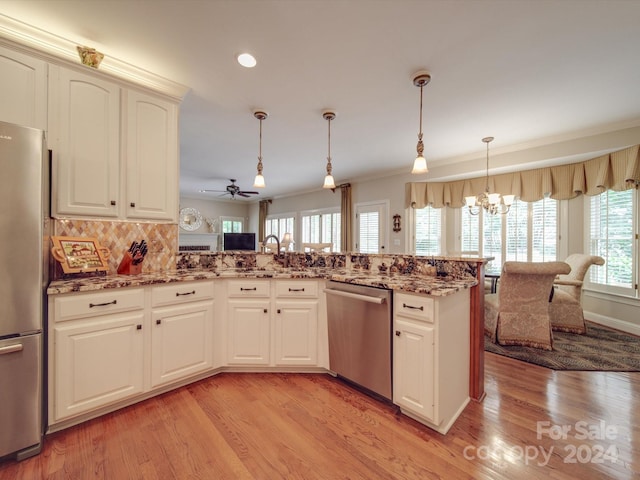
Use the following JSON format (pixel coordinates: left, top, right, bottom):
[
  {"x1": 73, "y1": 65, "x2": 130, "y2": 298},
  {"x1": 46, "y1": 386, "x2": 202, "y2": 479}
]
[
  {"x1": 53, "y1": 312, "x2": 144, "y2": 421},
  {"x1": 227, "y1": 299, "x2": 271, "y2": 365},
  {"x1": 393, "y1": 318, "x2": 435, "y2": 421},
  {"x1": 150, "y1": 302, "x2": 213, "y2": 388},
  {"x1": 355, "y1": 201, "x2": 388, "y2": 253}
]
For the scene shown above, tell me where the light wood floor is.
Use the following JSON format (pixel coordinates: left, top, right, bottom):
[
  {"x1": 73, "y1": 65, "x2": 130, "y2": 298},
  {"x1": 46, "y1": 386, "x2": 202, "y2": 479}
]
[{"x1": 1, "y1": 353, "x2": 639, "y2": 479}]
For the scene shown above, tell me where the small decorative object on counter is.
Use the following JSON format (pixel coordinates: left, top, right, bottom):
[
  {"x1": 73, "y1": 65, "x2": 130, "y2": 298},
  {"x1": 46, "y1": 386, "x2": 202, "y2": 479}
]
[
  {"x1": 51, "y1": 236, "x2": 110, "y2": 274},
  {"x1": 117, "y1": 240, "x2": 148, "y2": 275}
]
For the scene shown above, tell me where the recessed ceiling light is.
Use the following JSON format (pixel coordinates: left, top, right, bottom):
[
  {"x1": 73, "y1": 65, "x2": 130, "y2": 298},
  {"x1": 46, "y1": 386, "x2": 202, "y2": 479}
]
[{"x1": 237, "y1": 53, "x2": 256, "y2": 68}]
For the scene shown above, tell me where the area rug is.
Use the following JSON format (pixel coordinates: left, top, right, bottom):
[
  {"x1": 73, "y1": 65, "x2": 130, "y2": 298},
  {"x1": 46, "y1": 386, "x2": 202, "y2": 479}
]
[{"x1": 484, "y1": 322, "x2": 640, "y2": 371}]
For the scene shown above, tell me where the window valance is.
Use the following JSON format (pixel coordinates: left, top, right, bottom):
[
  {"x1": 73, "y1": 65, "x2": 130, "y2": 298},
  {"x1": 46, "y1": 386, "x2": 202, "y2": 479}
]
[{"x1": 406, "y1": 144, "x2": 640, "y2": 209}]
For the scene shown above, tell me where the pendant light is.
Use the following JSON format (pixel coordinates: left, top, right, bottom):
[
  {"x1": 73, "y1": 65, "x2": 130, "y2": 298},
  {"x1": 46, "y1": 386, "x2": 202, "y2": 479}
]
[
  {"x1": 322, "y1": 111, "x2": 336, "y2": 189},
  {"x1": 464, "y1": 137, "x2": 515, "y2": 215},
  {"x1": 253, "y1": 110, "x2": 268, "y2": 188},
  {"x1": 411, "y1": 71, "x2": 431, "y2": 174}
]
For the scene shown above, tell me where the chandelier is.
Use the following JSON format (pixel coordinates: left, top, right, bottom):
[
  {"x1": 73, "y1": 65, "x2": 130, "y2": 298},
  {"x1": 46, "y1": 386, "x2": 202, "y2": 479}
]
[
  {"x1": 411, "y1": 71, "x2": 431, "y2": 174},
  {"x1": 464, "y1": 137, "x2": 515, "y2": 215},
  {"x1": 322, "y1": 111, "x2": 336, "y2": 189},
  {"x1": 253, "y1": 110, "x2": 268, "y2": 188}
]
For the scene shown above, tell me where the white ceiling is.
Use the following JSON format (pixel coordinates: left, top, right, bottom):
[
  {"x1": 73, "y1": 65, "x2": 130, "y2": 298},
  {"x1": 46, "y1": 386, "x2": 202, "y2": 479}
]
[{"x1": 2, "y1": 0, "x2": 640, "y2": 201}]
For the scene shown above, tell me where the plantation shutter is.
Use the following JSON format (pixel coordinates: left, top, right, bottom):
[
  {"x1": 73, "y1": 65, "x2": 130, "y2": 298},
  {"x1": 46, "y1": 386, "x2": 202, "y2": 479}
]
[
  {"x1": 461, "y1": 207, "x2": 480, "y2": 254},
  {"x1": 358, "y1": 211, "x2": 379, "y2": 253},
  {"x1": 415, "y1": 207, "x2": 441, "y2": 255},
  {"x1": 506, "y1": 199, "x2": 528, "y2": 261},
  {"x1": 531, "y1": 197, "x2": 557, "y2": 261}
]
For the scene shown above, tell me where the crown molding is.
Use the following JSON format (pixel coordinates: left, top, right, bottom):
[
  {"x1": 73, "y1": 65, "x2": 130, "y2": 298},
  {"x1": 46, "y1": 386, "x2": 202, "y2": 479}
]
[{"x1": 0, "y1": 14, "x2": 190, "y2": 101}]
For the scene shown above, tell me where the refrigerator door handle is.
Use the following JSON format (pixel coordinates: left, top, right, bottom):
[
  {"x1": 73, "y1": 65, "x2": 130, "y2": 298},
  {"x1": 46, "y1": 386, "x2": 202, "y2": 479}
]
[{"x1": 0, "y1": 343, "x2": 24, "y2": 355}]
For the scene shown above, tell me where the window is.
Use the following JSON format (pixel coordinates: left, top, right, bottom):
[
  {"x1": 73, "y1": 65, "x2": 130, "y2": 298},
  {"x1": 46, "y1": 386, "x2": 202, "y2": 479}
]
[
  {"x1": 586, "y1": 189, "x2": 637, "y2": 296},
  {"x1": 355, "y1": 202, "x2": 387, "y2": 254},
  {"x1": 221, "y1": 216, "x2": 244, "y2": 233},
  {"x1": 301, "y1": 209, "x2": 341, "y2": 252},
  {"x1": 265, "y1": 215, "x2": 295, "y2": 241},
  {"x1": 460, "y1": 197, "x2": 558, "y2": 271},
  {"x1": 414, "y1": 206, "x2": 442, "y2": 255}
]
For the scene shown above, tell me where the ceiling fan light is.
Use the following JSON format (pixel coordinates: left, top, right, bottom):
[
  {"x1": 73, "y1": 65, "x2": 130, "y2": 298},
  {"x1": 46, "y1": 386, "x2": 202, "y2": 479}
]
[
  {"x1": 411, "y1": 155, "x2": 428, "y2": 174},
  {"x1": 323, "y1": 174, "x2": 336, "y2": 189},
  {"x1": 253, "y1": 173, "x2": 265, "y2": 188}
]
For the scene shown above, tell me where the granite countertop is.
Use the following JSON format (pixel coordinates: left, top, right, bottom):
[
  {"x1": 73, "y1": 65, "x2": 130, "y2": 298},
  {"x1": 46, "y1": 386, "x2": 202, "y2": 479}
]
[{"x1": 47, "y1": 268, "x2": 477, "y2": 297}]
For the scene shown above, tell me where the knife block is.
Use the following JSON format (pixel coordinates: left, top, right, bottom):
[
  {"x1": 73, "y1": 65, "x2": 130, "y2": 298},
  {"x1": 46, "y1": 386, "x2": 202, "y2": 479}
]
[{"x1": 117, "y1": 251, "x2": 143, "y2": 275}]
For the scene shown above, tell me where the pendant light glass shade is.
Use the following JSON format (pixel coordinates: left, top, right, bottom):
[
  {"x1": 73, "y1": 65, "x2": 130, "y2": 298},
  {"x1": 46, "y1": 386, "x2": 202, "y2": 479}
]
[
  {"x1": 253, "y1": 110, "x2": 268, "y2": 188},
  {"x1": 411, "y1": 72, "x2": 431, "y2": 174},
  {"x1": 322, "y1": 111, "x2": 336, "y2": 189}
]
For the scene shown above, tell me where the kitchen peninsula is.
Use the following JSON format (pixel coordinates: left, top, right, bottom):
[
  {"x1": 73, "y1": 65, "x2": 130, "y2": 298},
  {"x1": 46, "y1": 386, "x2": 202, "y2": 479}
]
[{"x1": 47, "y1": 252, "x2": 485, "y2": 435}]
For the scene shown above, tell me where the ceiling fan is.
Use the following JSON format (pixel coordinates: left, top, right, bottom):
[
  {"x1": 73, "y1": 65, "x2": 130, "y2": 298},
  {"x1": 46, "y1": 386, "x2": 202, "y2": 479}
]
[{"x1": 201, "y1": 179, "x2": 259, "y2": 199}]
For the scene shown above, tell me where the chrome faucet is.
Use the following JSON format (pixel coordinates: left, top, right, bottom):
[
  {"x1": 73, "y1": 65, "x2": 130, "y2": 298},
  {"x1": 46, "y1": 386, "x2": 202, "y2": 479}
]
[{"x1": 262, "y1": 234, "x2": 280, "y2": 253}]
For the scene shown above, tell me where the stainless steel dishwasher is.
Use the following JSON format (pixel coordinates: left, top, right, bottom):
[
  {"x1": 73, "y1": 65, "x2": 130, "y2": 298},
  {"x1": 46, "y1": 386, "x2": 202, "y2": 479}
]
[{"x1": 324, "y1": 280, "x2": 392, "y2": 401}]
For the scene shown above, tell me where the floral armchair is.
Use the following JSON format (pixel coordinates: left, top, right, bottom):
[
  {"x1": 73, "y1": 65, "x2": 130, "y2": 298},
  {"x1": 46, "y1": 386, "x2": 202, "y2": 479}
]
[
  {"x1": 549, "y1": 254, "x2": 605, "y2": 334},
  {"x1": 485, "y1": 261, "x2": 571, "y2": 350}
]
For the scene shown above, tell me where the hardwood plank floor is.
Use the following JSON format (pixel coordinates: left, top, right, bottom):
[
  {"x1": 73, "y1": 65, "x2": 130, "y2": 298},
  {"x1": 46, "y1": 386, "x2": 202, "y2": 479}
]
[{"x1": 2, "y1": 353, "x2": 639, "y2": 479}]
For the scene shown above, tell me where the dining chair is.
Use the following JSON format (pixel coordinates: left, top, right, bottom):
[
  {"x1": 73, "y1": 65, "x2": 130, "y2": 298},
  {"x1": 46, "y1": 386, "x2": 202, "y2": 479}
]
[
  {"x1": 549, "y1": 254, "x2": 605, "y2": 334},
  {"x1": 485, "y1": 261, "x2": 571, "y2": 350}
]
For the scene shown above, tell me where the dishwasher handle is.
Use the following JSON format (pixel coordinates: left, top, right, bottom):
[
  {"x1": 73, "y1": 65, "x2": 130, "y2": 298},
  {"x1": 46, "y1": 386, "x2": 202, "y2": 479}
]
[{"x1": 324, "y1": 288, "x2": 386, "y2": 304}]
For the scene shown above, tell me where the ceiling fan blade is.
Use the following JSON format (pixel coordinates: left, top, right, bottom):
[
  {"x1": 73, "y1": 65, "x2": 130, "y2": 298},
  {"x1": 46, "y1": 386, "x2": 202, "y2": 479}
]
[
  {"x1": 201, "y1": 189, "x2": 227, "y2": 193},
  {"x1": 237, "y1": 192, "x2": 250, "y2": 198},
  {"x1": 239, "y1": 191, "x2": 259, "y2": 195}
]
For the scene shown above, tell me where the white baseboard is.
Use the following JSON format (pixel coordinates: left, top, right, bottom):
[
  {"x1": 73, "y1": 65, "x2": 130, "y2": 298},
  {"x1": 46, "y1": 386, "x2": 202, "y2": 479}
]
[{"x1": 584, "y1": 311, "x2": 640, "y2": 337}]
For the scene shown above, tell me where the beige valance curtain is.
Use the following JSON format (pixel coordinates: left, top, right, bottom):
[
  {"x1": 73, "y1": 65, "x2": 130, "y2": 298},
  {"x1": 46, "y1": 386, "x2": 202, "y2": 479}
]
[{"x1": 406, "y1": 144, "x2": 640, "y2": 209}]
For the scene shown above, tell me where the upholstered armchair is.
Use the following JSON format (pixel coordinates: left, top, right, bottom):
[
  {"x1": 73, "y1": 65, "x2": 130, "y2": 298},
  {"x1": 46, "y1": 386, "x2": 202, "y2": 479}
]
[
  {"x1": 549, "y1": 254, "x2": 605, "y2": 334},
  {"x1": 485, "y1": 261, "x2": 571, "y2": 350}
]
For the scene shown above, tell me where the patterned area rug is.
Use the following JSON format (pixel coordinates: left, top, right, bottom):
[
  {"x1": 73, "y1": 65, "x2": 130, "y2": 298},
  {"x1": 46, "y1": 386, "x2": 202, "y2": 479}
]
[{"x1": 484, "y1": 322, "x2": 640, "y2": 371}]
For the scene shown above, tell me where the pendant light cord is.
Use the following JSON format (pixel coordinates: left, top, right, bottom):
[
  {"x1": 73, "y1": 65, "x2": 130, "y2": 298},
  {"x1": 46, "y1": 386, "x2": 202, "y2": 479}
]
[{"x1": 418, "y1": 84, "x2": 423, "y2": 140}]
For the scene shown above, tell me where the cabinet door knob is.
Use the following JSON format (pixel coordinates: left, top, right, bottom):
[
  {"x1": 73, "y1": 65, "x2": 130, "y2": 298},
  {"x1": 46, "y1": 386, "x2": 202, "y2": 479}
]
[
  {"x1": 136, "y1": 324, "x2": 142, "y2": 330},
  {"x1": 264, "y1": 308, "x2": 268, "y2": 313},
  {"x1": 156, "y1": 319, "x2": 162, "y2": 325},
  {"x1": 395, "y1": 330, "x2": 401, "y2": 336},
  {"x1": 130, "y1": 202, "x2": 136, "y2": 207},
  {"x1": 277, "y1": 309, "x2": 281, "y2": 314},
  {"x1": 110, "y1": 200, "x2": 116, "y2": 206}
]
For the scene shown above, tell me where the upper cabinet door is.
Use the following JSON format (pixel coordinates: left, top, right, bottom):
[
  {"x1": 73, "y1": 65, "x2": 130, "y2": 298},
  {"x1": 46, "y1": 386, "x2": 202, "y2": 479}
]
[
  {"x1": 125, "y1": 90, "x2": 178, "y2": 222},
  {"x1": 49, "y1": 65, "x2": 121, "y2": 218},
  {"x1": 0, "y1": 45, "x2": 47, "y2": 130}
]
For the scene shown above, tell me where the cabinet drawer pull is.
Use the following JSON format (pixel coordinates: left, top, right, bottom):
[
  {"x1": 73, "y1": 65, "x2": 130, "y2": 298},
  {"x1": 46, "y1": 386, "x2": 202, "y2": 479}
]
[
  {"x1": 89, "y1": 300, "x2": 117, "y2": 308},
  {"x1": 240, "y1": 287, "x2": 257, "y2": 291},
  {"x1": 288, "y1": 288, "x2": 305, "y2": 292},
  {"x1": 175, "y1": 290, "x2": 196, "y2": 297},
  {"x1": 402, "y1": 303, "x2": 423, "y2": 311}
]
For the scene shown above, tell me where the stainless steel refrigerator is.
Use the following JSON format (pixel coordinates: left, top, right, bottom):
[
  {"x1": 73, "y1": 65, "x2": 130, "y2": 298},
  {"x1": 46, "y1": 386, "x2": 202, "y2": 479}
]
[{"x1": 0, "y1": 121, "x2": 48, "y2": 461}]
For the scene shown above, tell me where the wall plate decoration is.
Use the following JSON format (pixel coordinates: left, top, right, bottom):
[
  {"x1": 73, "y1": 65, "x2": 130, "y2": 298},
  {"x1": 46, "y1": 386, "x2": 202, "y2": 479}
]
[
  {"x1": 179, "y1": 207, "x2": 202, "y2": 231},
  {"x1": 393, "y1": 214, "x2": 402, "y2": 232},
  {"x1": 51, "y1": 236, "x2": 110, "y2": 274}
]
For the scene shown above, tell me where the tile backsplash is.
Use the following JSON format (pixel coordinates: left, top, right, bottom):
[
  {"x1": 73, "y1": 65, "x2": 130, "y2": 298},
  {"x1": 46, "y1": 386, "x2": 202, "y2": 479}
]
[{"x1": 52, "y1": 219, "x2": 178, "y2": 279}]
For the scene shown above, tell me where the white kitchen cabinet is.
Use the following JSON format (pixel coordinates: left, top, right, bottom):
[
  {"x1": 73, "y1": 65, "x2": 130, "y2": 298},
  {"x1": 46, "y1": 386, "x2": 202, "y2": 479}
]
[
  {"x1": 274, "y1": 280, "x2": 319, "y2": 366},
  {"x1": 227, "y1": 299, "x2": 271, "y2": 365},
  {"x1": 48, "y1": 65, "x2": 179, "y2": 221},
  {"x1": 51, "y1": 289, "x2": 145, "y2": 422},
  {"x1": 393, "y1": 290, "x2": 470, "y2": 434},
  {"x1": 125, "y1": 90, "x2": 178, "y2": 221},
  {"x1": 49, "y1": 65, "x2": 121, "y2": 218},
  {"x1": 0, "y1": 44, "x2": 47, "y2": 130},
  {"x1": 150, "y1": 282, "x2": 214, "y2": 387}
]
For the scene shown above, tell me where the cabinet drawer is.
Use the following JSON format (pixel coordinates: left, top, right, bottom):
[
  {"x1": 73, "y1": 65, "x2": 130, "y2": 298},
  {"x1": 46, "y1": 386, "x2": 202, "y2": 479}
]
[
  {"x1": 227, "y1": 280, "x2": 270, "y2": 297},
  {"x1": 53, "y1": 288, "x2": 145, "y2": 322},
  {"x1": 394, "y1": 292, "x2": 434, "y2": 323},
  {"x1": 151, "y1": 281, "x2": 214, "y2": 307},
  {"x1": 275, "y1": 280, "x2": 318, "y2": 298}
]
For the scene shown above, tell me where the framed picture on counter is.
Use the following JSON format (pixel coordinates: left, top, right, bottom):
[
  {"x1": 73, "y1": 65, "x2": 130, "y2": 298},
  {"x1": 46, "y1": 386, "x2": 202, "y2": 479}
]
[{"x1": 51, "y1": 236, "x2": 110, "y2": 274}]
